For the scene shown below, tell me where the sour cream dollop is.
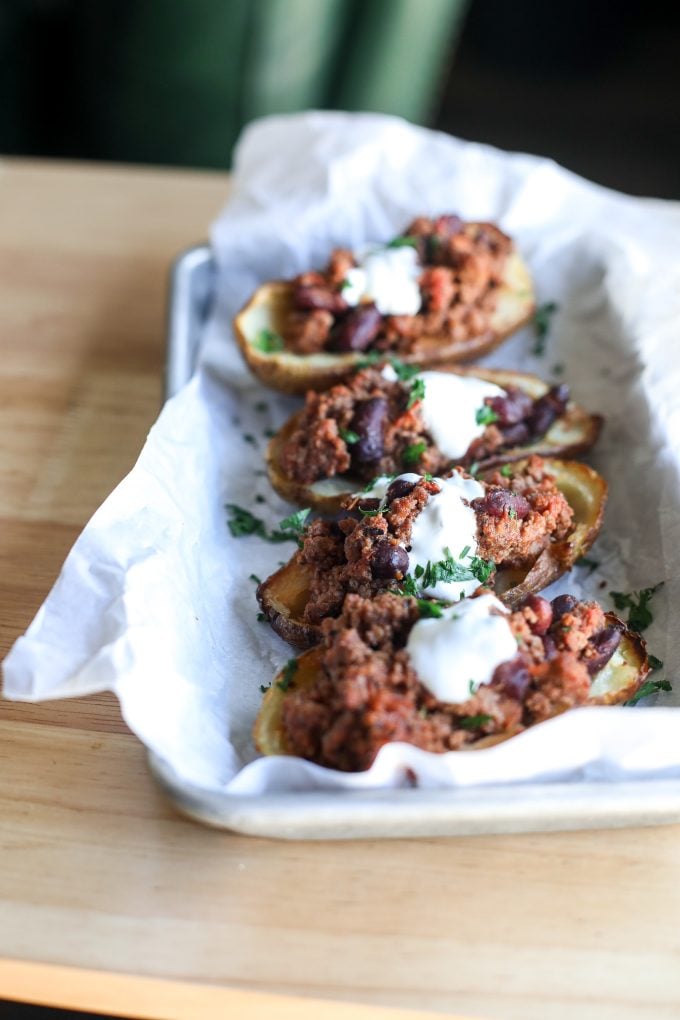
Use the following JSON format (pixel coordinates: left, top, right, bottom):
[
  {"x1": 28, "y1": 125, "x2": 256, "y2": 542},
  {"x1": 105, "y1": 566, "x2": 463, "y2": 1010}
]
[
  {"x1": 406, "y1": 594, "x2": 517, "y2": 704},
  {"x1": 408, "y1": 473, "x2": 486, "y2": 601},
  {"x1": 342, "y1": 245, "x2": 421, "y2": 316},
  {"x1": 417, "y1": 372, "x2": 506, "y2": 460}
]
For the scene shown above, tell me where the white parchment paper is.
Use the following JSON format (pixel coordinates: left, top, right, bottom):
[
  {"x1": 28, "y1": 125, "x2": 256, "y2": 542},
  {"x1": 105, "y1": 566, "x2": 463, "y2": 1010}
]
[{"x1": 4, "y1": 111, "x2": 680, "y2": 796}]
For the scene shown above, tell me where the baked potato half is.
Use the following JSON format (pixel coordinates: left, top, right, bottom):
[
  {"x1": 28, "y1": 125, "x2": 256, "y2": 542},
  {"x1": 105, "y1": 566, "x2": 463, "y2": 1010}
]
[
  {"x1": 257, "y1": 458, "x2": 607, "y2": 649},
  {"x1": 266, "y1": 366, "x2": 603, "y2": 513},
  {"x1": 234, "y1": 249, "x2": 535, "y2": 395},
  {"x1": 254, "y1": 613, "x2": 649, "y2": 761}
]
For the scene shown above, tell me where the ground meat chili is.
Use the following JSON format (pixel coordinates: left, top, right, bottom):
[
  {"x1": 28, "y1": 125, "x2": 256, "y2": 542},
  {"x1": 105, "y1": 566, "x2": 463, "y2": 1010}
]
[
  {"x1": 279, "y1": 591, "x2": 623, "y2": 772},
  {"x1": 295, "y1": 457, "x2": 573, "y2": 625},
  {"x1": 279, "y1": 367, "x2": 571, "y2": 485},
  {"x1": 281, "y1": 215, "x2": 513, "y2": 355}
]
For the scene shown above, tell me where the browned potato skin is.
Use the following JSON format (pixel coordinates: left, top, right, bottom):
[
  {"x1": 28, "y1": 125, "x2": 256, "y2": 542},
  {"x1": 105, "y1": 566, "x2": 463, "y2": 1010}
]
[
  {"x1": 233, "y1": 248, "x2": 535, "y2": 395},
  {"x1": 253, "y1": 618, "x2": 650, "y2": 760},
  {"x1": 266, "y1": 366, "x2": 604, "y2": 513},
  {"x1": 256, "y1": 458, "x2": 608, "y2": 648}
]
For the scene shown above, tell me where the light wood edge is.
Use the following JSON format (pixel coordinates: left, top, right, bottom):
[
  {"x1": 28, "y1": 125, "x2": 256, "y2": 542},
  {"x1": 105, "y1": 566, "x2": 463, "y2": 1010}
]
[{"x1": 0, "y1": 959, "x2": 480, "y2": 1020}]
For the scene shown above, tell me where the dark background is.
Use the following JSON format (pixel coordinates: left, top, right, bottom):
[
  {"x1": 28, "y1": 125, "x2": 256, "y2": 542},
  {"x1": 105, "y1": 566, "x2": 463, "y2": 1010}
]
[{"x1": 1, "y1": 0, "x2": 679, "y2": 198}]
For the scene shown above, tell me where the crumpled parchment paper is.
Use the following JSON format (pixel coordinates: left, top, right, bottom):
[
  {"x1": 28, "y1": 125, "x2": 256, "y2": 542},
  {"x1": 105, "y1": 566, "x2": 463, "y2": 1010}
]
[{"x1": 4, "y1": 111, "x2": 680, "y2": 794}]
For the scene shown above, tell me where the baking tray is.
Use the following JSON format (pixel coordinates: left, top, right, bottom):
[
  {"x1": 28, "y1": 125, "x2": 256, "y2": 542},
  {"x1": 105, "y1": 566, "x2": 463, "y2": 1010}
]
[{"x1": 159, "y1": 244, "x2": 680, "y2": 839}]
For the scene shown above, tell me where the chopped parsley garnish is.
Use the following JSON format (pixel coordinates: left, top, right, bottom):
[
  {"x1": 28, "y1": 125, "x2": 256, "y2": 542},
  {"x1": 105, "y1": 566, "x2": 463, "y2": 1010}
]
[
  {"x1": 610, "y1": 582, "x2": 664, "y2": 633},
  {"x1": 264, "y1": 428, "x2": 275, "y2": 438},
  {"x1": 577, "y1": 556, "x2": 600, "y2": 574},
  {"x1": 648, "y1": 654, "x2": 664, "y2": 672},
  {"x1": 625, "y1": 678, "x2": 672, "y2": 706},
  {"x1": 252, "y1": 328, "x2": 284, "y2": 354},
  {"x1": 459, "y1": 713, "x2": 493, "y2": 730},
  {"x1": 508, "y1": 508, "x2": 518, "y2": 520},
  {"x1": 387, "y1": 235, "x2": 418, "y2": 248},
  {"x1": 225, "y1": 504, "x2": 309, "y2": 543},
  {"x1": 475, "y1": 404, "x2": 499, "y2": 426},
  {"x1": 468, "y1": 461, "x2": 480, "y2": 477},
  {"x1": 259, "y1": 682, "x2": 271, "y2": 693},
  {"x1": 407, "y1": 377, "x2": 426, "y2": 409},
  {"x1": 339, "y1": 427, "x2": 360, "y2": 445},
  {"x1": 552, "y1": 363, "x2": 565, "y2": 376},
  {"x1": 254, "y1": 401, "x2": 268, "y2": 413},
  {"x1": 255, "y1": 494, "x2": 266, "y2": 504},
  {"x1": 276, "y1": 658, "x2": 298, "y2": 692},
  {"x1": 256, "y1": 612, "x2": 267, "y2": 622},
  {"x1": 416, "y1": 599, "x2": 444, "y2": 619},
  {"x1": 278, "y1": 507, "x2": 311, "y2": 537},
  {"x1": 356, "y1": 351, "x2": 383, "y2": 368},
  {"x1": 358, "y1": 505, "x2": 387, "y2": 517},
  {"x1": 243, "y1": 433, "x2": 257, "y2": 446},
  {"x1": 500, "y1": 464, "x2": 513, "y2": 477},
  {"x1": 414, "y1": 548, "x2": 496, "y2": 590},
  {"x1": 249, "y1": 573, "x2": 261, "y2": 584},
  {"x1": 403, "y1": 441, "x2": 427, "y2": 464},
  {"x1": 459, "y1": 544, "x2": 471, "y2": 559},
  {"x1": 340, "y1": 278, "x2": 353, "y2": 291},
  {"x1": 390, "y1": 358, "x2": 421, "y2": 382},
  {"x1": 532, "y1": 301, "x2": 558, "y2": 356}
]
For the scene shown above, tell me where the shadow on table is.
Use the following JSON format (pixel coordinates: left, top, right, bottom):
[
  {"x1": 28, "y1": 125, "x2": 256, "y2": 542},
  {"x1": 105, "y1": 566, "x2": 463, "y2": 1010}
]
[{"x1": 0, "y1": 1003, "x2": 121, "y2": 1019}]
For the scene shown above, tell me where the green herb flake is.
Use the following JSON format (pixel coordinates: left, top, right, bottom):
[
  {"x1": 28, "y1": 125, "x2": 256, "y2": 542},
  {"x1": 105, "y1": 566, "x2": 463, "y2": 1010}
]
[
  {"x1": 278, "y1": 507, "x2": 311, "y2": 537},
  {"x1": 254, "y1": 401, "x2": 268, "y2": 413},
  {"x1": 648, "y1": 654, "x2": 664, "y2": 672},
  {"x1": 277, "y1": 658, "x2": 298, "y2": 692},
  {"x1": 264, "y1": 429, "x2": 275, "y2": 439},
  {"x1": 243, "y1": 433, "x2": 257, "y2": 446},
  {"x1": 257, "y1": 612, "x2": 267, "y2": 623},
  {"x1": 610, "y1": 582, "x2": 664, "y2": 633},
  {"x1": 475, "y1": 404, "x2": 499, "y2": 426},
  {"x1": 416, "y1": 599, "x2": 444, "y2": 619},
  {"x1": 508, "y1": 507, "x2": 518, "y2": 520},
  {"x1": 407, "y1": 377, "x2": 426, "y2": 409},
  {"x1": 403, "y1": 441, "x2": 427, "y2": 465},
  {"x1": 356, "y1": 351, "x2": 384, "y2": 369},
  {"x1": 468, "y1": 461, "x2": 480, "y2": 477},
  {"x1": 339, "y1": 427, "x2": 360, "y2": 445},
  {"x1": 249, "y1": 573, "x2": 261, "y2": 584},
  {"x1": 359, "y1": 505, "x2": 387, "y2": 518},
  {"x1": 625, "y1": 678, "x2": 672, "y2": 706},
  {"x1": 577, "y1": 556, "x2": 600, "y2": 574},
  {"x1": 252, "y1": 328, "x2": 284, "y2": 354},
  {"x1": 532, "y1": 301, "x2": 559, "y2": 356},
  {"x1": 500, "y1": 464, "x2": 513, "y2": 478},
  {"x1": 390, "y1": 358, "x2": 421, "y2": 383},
  {"x1": 459, "y1": 713, "x2": 493, "y2": 730},
  {"x1": 259, "y1": 682, "x2": 271, "y2": 693},
  {"x1": 387, "y1": 235, "x2": 418, "y2": 249},
  {"x1": 225, "y1": 504, "x2": 307, "y2": 544}
]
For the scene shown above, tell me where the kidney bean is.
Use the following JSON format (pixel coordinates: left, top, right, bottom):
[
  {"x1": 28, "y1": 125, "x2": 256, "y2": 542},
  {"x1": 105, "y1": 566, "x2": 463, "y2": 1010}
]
[
  {"x1": 357, "y1": 498, "x2": 381, "y2": 513},
  {"x1": 294, "y1": 283, "x2": 348, "y2": 315},
  {"x1": 371, "y1": 540, "x2": 409, "y2": 580},
  {"x1": 523, "y1": 594, "x2": 553, "y2": 635},
  {"x1": 551, "y1": 594, "x2": 578, "y2": 619},
  {"x1": 586, "y1": 625, "x2": 622, "y2": 676},
  {"x1": 351, "y1": 397, "x2": 389, "y2": 464},
  {"x1": 329, "y1": 304, "x2": 382, "y2": 352},
  {"x1": 386, "y1": 478, "x2": 416, "y2": 503},
  {"x1": 527, "y1": 384, "x2": 570, "y2": 438},
  {"x1": 488, "y1": 387, "x2": 534, "y2": 426},
  {"x1": 499, "y1": 422, "x2": 531, "y2": 448},
  {"x1": 491, "y1": 656, "x2": 530, "y2": 701},
  {"x1": 472, "y1": 488, "x2": 531, "y2": 519}
]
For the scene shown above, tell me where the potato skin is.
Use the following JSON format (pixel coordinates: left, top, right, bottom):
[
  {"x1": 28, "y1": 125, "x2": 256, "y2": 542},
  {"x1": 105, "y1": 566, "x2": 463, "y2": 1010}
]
[
  {"x1": 257, "y1": 458, "x2": 608, "y2": 648},
  {"x1": 233, "y1": 249, "x2": 535, "y2": 395},
  {"x1": 253, "y1": 621, "x2": 650, "y2": 761},
  {"x1": 266, "y1": 366, "x2": 603, "y2": 512}
]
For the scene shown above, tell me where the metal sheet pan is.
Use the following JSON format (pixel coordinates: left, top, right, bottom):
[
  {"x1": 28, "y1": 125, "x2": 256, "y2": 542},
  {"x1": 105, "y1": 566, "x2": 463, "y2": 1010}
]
[{"x1": 159, "y1": 244, "x2": 680, "y2": 839}]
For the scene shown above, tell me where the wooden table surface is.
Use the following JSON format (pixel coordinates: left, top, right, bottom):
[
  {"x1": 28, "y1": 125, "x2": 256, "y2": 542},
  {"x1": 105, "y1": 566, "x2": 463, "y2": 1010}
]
[{"x1": 1, "y1": 159, "x2": 679, "y2": 1020}]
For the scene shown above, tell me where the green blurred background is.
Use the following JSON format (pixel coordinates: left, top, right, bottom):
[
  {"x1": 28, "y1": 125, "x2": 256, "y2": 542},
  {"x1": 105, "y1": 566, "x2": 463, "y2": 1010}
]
[{"x1": 1, "y1": 0, "x2": 678, "y2": 191}]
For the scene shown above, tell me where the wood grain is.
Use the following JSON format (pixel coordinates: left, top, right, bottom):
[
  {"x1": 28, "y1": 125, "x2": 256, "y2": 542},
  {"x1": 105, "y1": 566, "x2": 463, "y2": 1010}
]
[{"x1": 1, "y1": 159, "x2": 679, "y2": 1020}]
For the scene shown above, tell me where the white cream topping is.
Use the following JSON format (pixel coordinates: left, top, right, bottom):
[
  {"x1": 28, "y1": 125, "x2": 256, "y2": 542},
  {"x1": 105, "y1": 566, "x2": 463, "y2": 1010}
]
[
  {"x1": 417, "y1": 372, "x2": 506, "y2": 460},
  {"x1": 406, "y1": 594, "x2": 517, "y2": 704},
  {"x1": 408, "y1": 473, "x2": 485, "y2": 601},
  {"x1": 342, "y1": 245, "x2": 421, "y2": 316}
]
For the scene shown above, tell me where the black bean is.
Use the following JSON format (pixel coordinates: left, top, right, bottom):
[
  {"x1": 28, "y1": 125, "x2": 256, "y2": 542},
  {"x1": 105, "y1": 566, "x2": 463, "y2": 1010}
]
[
  {"x1": 586, "y1": 626, "x2": 622, "y2": 676},
  {"x1": 329, "y1": 304, "x2": 382, "y2": 352},
  {"x1": 351, "y1": 397, "x2": 389, "y2": 464},
  {"x1": 551, "y1": 594, "x2": 579, "y2": 619},
  {"x1": 371, "y1": 540, "x2": 409, "y2": 579},
  {"x1": 386, "y1": 478, "x2": 416, "y2": 503}
]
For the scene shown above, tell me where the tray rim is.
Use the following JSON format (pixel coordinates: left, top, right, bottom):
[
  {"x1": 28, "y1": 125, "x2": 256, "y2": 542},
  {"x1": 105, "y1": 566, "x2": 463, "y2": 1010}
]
[{"x1": 160, "y1": 243, "x2": 680, "y2": 839}]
